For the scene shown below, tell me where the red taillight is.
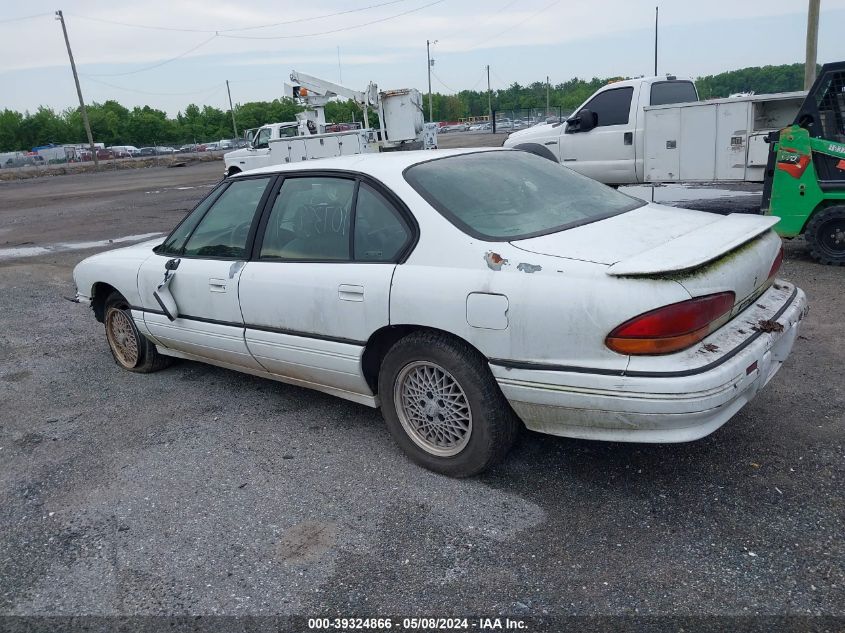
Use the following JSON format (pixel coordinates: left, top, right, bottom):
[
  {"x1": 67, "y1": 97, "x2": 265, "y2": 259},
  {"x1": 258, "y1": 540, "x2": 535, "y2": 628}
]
[
  {"x1": 606, "y1": 292, "x2": 736, "y2": 355},
  {"x1": 768, "y1": 244, "x2": 784, "y2": 279}
]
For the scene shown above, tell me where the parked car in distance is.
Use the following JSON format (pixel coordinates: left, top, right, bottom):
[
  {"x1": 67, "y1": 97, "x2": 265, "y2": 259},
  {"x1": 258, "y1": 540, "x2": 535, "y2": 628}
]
[
  {"x1": 72, "y1": 148, "x2": 806, "y2": 477},
  {"x1": 96, "y1": 148, "x2": 115, "y2": 160},
  {"x1": 204, "y1": 142, "x2": 220, "y2": 152},
  {"x1": 137, "y1": 147, "x2": 157, "y2": 157},
  {"x1": 108, "y1": 145, "x2": 139, "y2": 158},
  {"x1": 3, "y1": 155, "x2": 45, "y2": 168},
  {"x1": 155, "y1": 146, "x2": 176, "y2": 154}
]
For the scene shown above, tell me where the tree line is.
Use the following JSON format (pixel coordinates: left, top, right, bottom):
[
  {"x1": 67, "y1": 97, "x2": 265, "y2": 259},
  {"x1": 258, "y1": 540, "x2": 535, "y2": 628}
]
[{"x1": 0, "y1": 63, "x2": 812, "y2": 152}]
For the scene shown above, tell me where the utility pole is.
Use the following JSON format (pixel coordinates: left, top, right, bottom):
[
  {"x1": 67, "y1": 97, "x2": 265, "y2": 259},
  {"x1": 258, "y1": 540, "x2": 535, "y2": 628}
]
[
  {"x1": 426, "y1": 39, "x2": 435, "y2": 122},
  {"x1": 546, "y1": 75, "x2": 550, "y2": 115},
  {"x1": 226, "y1": 80, "x2": 238, "y2": 138},
  {"x1": 804, "y1": 0, "x2": 820, "y2": 89},
  {"x1": 487, "y1": 64, "x2": 492, "y2": 130},
  {"x1": 56, "y1": 10, "x2": 98, "y2": 167},
  {"x1": 654, "y1": 6, "x2": 659, "y2": 76}
]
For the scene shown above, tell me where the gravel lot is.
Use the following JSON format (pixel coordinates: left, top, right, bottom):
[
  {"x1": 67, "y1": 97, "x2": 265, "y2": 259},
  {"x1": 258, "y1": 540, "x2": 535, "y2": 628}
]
[{"x1": 0, "y1": 137, "x2": 843, "y2": 626}]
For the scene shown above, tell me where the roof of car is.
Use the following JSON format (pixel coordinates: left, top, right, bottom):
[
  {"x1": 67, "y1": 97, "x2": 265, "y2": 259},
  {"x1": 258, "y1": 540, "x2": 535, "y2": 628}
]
[{"x1": 233, "y1": 147, "x2": 506, "y2": 178}]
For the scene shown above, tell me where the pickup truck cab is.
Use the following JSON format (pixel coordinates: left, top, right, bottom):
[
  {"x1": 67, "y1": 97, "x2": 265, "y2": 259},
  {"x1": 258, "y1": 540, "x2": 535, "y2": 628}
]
[
  {"x1": 224, "y1": 122, "x2": 300, "y2": 177},
  {"x1": 504, "y1": 75, "x2": 698, "y2": 185}
]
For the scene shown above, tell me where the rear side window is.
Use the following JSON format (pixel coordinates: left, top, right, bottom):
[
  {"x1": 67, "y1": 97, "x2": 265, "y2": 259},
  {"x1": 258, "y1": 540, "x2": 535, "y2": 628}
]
[
  {"x1": 259, "y1": 177, "x2": 355, "y2": 261},
  {"x1": 650, "y1": 81, "x2": 698, "y2": 106},
  {"x1": 581, "y1": 87, "x2": 633, "y2": 127},
  {"x1": 182, "y1": 177, "x2": 271, "y2": 258}
]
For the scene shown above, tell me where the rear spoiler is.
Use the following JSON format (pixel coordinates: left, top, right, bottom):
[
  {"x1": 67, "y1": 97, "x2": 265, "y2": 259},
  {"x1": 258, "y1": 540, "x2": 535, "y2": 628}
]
[{"x1": 606, "y1": 214, "x2": 779, "y2": 276}]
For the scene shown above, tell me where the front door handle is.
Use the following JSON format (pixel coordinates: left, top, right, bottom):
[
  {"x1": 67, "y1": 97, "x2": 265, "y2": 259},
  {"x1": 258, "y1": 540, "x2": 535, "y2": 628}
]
[
  {"x1": 209, "y1": 278, "x2": 227, "y2": 293},
  {"x1": 338, "y1": 284, "x2": 364, "y2": 302},
  {"x1": 623, "y1": 132, "x2": 633, "y2": 145},
  {"x1": 544, "y1": 140, "x2": 558, "y2": 145}
]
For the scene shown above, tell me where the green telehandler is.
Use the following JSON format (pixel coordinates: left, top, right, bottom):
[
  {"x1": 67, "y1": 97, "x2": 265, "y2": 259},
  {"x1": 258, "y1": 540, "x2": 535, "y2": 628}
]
[{"x1": 762, "y1": 61, "x2": 845, "y2": 265}]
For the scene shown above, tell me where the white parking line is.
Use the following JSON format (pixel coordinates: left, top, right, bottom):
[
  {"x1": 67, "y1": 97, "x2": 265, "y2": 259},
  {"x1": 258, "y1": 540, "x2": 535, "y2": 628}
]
[{"x1": 0, "y1": 232, "x2": 164, "y2": 261}]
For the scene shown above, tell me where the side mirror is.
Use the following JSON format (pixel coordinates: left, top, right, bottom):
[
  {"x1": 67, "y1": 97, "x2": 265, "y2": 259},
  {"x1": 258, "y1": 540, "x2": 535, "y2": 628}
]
[{"x1": 567, "y1": 108, "x2": 597, "y2": 133}]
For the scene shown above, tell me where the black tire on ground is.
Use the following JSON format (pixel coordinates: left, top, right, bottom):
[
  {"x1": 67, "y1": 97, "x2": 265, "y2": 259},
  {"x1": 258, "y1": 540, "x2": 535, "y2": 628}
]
[
  {"x1": 378, "y1": 330, "x2": 521, "y2": 477},
  {"x1": 104, "y1": 291, "x2": 172, "y2": 373},
  {"x1": 805, "y1": 205, "x2": 845, "y2": 265},
  {"x1": 513, "y1": 143, "x2": 558, "y2": 163},
  {"x1": 226, "y1": 167, "x2": 241, "y2": 178}
]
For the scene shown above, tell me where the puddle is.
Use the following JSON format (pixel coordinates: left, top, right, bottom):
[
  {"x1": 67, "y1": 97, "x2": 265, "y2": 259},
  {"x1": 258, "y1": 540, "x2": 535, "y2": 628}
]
[
  {"x1": 0, "y1": 232, "x2": 163, "y2": 261},
  {"x1": 622, "y1": 184, "x2": 761, "y2": 204}
]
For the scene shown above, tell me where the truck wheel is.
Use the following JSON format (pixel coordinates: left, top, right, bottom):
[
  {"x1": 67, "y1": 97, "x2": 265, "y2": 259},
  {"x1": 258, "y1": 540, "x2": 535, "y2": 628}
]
[
  {"x1": 805, "y1": 206, "x2": 845, "y2": 265},
  {"x1": 513, "y1": 143, "x2": 558, "y2": 163},
  {"x1": 104, "y1": 291, "x2": 172, "y2": 373},
  {"x1": 378, "y1": 331, "x2": 521, "y2": 477},
  {"x1": 225, "y1": 167, "x2": 241, "y2": 178}
]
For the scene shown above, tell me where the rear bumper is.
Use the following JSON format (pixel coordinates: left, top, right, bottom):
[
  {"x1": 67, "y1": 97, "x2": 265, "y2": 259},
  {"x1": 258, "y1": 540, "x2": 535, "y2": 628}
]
[{"x1": 491, "y1": 282, "x2": 808, "y2": 443}]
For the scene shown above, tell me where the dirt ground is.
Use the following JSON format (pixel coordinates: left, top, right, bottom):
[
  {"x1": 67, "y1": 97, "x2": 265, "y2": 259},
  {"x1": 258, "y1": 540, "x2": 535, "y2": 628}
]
[{"x1": 0, "y1": 138, "x2": 842, "y2": 625}]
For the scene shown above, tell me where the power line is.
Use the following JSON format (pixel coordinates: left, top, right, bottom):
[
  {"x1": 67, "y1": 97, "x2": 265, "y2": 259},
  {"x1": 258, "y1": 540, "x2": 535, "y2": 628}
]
[
  {"x1": 81, "y1": 75, "x2": 224, "y2": 98},
  {"x1": 228, "y1": 0, "x2": 409, "y2": 32},
  {"x1": 69, "y1": 0, "x2": 410, "y2": 34},
  {"x1": 431, "y1": 70, "x2": 455, "y2": 93},
  {"x1": 85, "y1": 34, "x2": 218, "y2": 77},
  {"x1": 218, "y1": 0, "x2": 447, "y2": 40},
  {"x1": 466, "y1": 0, "x2": 560, "y2": 50},
  {"x1": 469, "y1": 67, "x2": 488, "y2": 91},
  {"x1": 0, "y1": 11, "x2": 52, "y2": 25}
]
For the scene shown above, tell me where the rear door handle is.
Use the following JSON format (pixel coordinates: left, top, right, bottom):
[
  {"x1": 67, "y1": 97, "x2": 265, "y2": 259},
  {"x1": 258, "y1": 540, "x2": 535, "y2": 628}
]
[
  {"x1": 338, "y1": 284, "x2": 364, "y2": 302},
  {"x1": 209, "y1": 278, "x2": 227, "y2": 293}
]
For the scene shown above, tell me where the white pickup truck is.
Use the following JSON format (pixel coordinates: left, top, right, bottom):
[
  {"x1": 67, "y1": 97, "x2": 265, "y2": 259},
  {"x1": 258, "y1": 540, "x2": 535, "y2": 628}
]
[
  {"x1": 223, "y1": 122, "x2": 301, "y2": 177},
  {"x1": 504, "y1": 75, "x2": 698, "y2": 185},
  {"x1": 503, "y1": 75, "x2": 804, "y2": 186}
]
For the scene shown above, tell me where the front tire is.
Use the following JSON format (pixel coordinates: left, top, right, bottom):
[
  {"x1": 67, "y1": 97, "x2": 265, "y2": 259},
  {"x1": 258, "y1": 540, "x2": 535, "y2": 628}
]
[
  {"x1": 104, "y1": 291, "x2": 172, "y2": 373},
  {"x1": 378, "y1": 331, "x2": 520, "y2": 477},
  {"x1": 805, "y1": 206, "x2": 845, "y2": 265}
]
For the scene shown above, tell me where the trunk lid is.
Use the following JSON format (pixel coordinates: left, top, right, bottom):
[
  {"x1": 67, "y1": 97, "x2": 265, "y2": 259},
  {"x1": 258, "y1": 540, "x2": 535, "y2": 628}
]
[{"x1": 511, "y1": 203, "x2": 783, "y2": 312}]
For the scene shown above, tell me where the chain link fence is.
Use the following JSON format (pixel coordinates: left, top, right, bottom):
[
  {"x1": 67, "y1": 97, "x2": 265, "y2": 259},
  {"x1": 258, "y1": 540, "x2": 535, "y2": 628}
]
[{"x1": 491, "y1": 107, "x2": 572, "y2": 133}]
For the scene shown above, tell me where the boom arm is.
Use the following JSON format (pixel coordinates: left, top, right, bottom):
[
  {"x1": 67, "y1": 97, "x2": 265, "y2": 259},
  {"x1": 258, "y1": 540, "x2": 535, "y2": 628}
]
[{"x1": 289, "y1": 70, "x2": 378, "y2": 107}]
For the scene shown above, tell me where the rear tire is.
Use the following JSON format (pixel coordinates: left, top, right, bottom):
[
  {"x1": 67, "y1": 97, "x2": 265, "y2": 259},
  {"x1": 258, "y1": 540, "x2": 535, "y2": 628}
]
[
  {"x1": 806, "y1": 206, "x2": 845, "y2": 265},
  {"x1": 378, "y1": 331, "x2": 520, "y2": 477},
  {"x1": 104, "y1": 291, "x2": 172, "y2": 373}
]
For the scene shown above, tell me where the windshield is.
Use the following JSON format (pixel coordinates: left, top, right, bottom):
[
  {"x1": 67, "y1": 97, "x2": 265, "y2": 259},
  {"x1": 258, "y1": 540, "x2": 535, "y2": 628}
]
[{"x1": 404, "y1": 151, "x2": 645, "y2": 240}]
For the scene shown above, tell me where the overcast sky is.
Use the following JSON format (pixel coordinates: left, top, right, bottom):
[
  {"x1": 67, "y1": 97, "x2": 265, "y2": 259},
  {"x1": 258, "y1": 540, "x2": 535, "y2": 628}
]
[{"x1": 1, "y1": 0, "x2": 844, "y2": 115}]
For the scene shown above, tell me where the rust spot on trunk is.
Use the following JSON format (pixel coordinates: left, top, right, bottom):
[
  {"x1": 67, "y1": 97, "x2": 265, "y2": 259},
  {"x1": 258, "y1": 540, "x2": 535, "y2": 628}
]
[{"x1": 702, "y1": 343, "x2": 720, "y2": 353}]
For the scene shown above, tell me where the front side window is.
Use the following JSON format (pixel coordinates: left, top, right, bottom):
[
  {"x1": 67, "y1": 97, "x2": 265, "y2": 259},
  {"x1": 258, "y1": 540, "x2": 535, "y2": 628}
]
[
  {"x1": 279, "y1": 126, "x2": 298, "y2": 138},
  {"x1": 404, "y1": 151, "x2": 644, "y2": 241},
  {"x1": 254, "y1": 128, "x2": 271, "y2": 148},
  {"x1": 581, "y1": 87, "x2": 634, "y2": 127},
  {"x1": 650, "y1": 81, "x2": 698, "y2": 106},
  {"x1": 260, "y1": 177, "x2": 355, "y2": 260},
  {"x1": 156, "y1": 184, "x2": 226, "y2": 256},
  {"x1": 182, "y1": 177, "x2": 271, "y2": 258}
]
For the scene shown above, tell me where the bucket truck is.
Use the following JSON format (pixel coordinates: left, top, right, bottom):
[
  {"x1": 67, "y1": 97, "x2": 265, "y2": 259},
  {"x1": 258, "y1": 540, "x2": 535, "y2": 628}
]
[{"x1": 223, "y1": 71, "x2": 437, "y2": 177}]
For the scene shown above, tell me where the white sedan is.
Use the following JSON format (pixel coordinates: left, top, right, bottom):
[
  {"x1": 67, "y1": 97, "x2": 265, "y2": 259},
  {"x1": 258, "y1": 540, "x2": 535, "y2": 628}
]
[{"x1": 72, "y1": 149, "x2": 807, "y2": 476}]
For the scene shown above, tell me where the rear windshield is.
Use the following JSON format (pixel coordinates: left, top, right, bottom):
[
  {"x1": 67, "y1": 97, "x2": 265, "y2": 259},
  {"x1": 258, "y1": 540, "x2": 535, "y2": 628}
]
[
  {"x1": 650, "y1": 80, "x2": 698, "y2": 106},
  {"x1": 403, "y1": 151, "x2": 644, "y2": 240}
]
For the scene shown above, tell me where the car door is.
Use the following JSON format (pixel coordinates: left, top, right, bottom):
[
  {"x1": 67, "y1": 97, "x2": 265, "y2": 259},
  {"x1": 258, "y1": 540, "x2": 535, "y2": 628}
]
[
  {"x1": 248, "y1": 126, "x2": 273, "y2": 169},
  {"x1": 561, "y1": 85, "x2": 639, "y2": 184},
  {"x1": 238, "y1": 174, "x2": 415, "y2": 400},
  {"x1": 137, "y1": 175, "x2": 275, "y2": 370}
]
